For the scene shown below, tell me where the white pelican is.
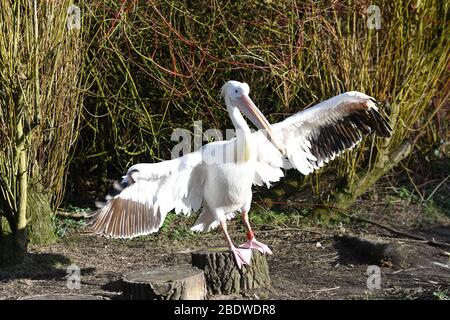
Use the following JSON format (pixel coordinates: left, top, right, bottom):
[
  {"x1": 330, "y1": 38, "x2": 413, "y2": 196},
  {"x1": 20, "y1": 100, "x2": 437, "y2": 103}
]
[{"x1": 88, "y1": 80, "x2": 391, "y2": 268}]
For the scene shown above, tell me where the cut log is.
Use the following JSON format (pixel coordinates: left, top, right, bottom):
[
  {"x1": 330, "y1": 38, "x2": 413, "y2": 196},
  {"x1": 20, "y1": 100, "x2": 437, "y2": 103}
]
[
  {"x1": 19, "y1": 294, "x2": 107, "y2": 300},
  {"x1": 122, "y1": 265, "x2": 206, "y2": 300},
  {"x1": 335, "y1": 235, "x2": 428, "y2": 268},
  {"x1": 191, "y1": 247, "x2": 271, "y2": 295}
]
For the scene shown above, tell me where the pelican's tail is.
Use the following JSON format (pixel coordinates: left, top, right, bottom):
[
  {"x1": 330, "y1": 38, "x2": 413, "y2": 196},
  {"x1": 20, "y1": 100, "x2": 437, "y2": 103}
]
[{"x1": 190, "y1": 210, "x2": 236, "y2": 232}]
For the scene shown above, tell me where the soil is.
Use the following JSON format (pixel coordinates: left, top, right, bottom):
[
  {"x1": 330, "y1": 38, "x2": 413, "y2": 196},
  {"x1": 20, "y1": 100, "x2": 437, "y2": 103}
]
[{"x1": 0, "y1": 194, "x2": 449, "y2": 300}]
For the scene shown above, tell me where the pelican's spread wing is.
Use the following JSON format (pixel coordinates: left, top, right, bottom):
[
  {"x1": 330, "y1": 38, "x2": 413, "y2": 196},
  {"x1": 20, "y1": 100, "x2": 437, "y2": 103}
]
[
  {"x1": 254, "y1": 91, "x2": 391, "y2": 184},
  {"x1": 87, "y1": 151, "x2": 204, "y2": 238}
]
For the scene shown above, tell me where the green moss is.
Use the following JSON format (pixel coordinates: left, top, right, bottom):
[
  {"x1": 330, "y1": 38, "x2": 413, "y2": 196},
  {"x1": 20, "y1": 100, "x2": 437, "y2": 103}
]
[
  {"x1": 27, "y1": 187, "x2": 57, "y2": 245},
  {"x1": 1, "y1": 217, "x2": 11, "y2": 234},
  {"x1": 0, "y1": 184, "x2": 57, "y2": 265}
]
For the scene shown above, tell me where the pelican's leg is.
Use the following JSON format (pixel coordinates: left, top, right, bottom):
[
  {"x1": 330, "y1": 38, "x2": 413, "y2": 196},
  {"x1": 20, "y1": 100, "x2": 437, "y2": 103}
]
[
  {"x1": 220, "y1": 218, "x2": 252, "y2": 269},
  {"x1": 239, "y1": 209, "x2": 273, "y2": 255}
]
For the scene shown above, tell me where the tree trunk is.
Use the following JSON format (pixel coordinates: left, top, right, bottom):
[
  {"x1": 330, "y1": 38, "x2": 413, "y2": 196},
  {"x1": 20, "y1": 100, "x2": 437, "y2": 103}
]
[
  {"x1": 122, "y1": 265, "x2": 207, "y2": 300},
  {"x1": 0, "y1": 182, "x2": 57, "y2": 266},
  {"x1": 16, "y1": 119, "x2": 28, "y2": 236},
  {"x1": 27, "y1": 185, "x2": 57, "y2": 245},
  {"x1": 1, "y1": 116, "x2": 30, "y2": 267},
  {"x1": 0, "y1": 228, "x2": 27, "y2": 267},
  {"x1": 191, "y1": 247, "x2": 271, "y2": 295}
]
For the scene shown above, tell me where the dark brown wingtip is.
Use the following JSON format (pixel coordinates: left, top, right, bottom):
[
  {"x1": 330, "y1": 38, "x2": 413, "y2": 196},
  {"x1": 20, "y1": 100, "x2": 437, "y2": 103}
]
[{"x1": 371, "y1": 100, "x2": 392, "y2": 138}]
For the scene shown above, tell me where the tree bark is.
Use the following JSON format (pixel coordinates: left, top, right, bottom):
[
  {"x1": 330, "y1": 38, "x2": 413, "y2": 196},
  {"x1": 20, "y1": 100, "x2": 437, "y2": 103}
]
[
  {"x1": 0, "y1": 229, "x2": 27, "y2": 267},
  {"x1": 191, "y1": 247, "x2": 271, "y2": 295},
  {"x1": 122, "y1": 265, "x2": 206, "y2": 300},
  {"x1": 27, "y1": 185, "x2": 56, "y2": 245},
  {"x1": 16, "y1": 119, "x2": 28, "y2": 233}
]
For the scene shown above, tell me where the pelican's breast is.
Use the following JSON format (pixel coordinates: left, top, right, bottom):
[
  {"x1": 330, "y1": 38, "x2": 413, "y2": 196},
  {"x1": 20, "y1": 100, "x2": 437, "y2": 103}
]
[
  {"x1": 236, "y1": 134, "x2": 257, "y2": 164},
  {"x1": 204, "y1": 161, "x2": 254, "y2": 210}
]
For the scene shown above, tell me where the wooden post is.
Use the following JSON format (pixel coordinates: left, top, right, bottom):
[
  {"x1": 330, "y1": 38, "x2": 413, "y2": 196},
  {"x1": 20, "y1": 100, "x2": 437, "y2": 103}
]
[
  {"x1": 191, "y1": 247, "x2": 271, "y2": 295},
  {"x1": 122, "y1": 265, "x2": 206, "y2": 300}
]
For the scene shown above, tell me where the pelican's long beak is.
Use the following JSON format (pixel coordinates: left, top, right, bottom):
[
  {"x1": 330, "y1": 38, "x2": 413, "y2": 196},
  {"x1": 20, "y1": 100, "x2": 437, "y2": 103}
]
[{"x1": 238, "y1": 95, "x2": 286, "y2": 155}]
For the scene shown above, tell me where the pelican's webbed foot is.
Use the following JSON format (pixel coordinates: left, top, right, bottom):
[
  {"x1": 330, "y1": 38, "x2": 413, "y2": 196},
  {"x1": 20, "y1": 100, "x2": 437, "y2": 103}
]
[
  {"x1": 239, "y1": 238, "x2": 273, "y2": 255},
  {"x1": 230, "y1": 245, "x2": 252, "y2": 269}
]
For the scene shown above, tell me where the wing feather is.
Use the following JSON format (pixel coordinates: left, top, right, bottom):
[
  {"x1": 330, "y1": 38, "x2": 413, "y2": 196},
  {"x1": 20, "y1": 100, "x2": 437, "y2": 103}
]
[
  {"x1": 254, "y1": 91, "x2": 391, "y2": 183},
  {"x1": 87, "y1": 151, "x2": 204, "y2": 239}
]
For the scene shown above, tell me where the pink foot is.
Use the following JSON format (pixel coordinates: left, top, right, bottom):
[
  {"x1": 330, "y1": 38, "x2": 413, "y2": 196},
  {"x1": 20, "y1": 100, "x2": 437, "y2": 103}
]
[
  {"x1": 230, "y1": 246, "x2": 252, "y2": 269},
  {"x1": 239, "y1": 238, "x2": 273, "y2": 255}
]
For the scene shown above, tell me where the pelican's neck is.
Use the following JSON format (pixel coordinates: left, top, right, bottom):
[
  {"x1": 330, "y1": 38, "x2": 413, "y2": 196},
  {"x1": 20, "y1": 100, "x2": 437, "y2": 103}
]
[
  {"x1": 227, "y1": 103, "x2": 251, "y2": 137},
  {"x1": 225, "y1": 98, "x2": 255, "y2": 163}
]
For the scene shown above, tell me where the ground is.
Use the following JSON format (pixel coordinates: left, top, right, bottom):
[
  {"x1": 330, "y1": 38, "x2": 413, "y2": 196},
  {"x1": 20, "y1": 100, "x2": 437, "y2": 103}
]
[{"x1": 0, "y1": 186, "x2": 449, "y2": 300}]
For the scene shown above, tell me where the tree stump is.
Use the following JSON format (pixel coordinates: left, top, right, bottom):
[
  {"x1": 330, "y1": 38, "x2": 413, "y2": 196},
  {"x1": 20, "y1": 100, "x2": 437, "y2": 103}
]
[
  {"x1": 122, "y1": 265, "x2": 206, "y2": 300},
  {"x1": 335, "y1": 235, "x2": 419, "y2": 268},
  {"x1": 191, "y1": 247, "x2": 271, "y2": 295}
]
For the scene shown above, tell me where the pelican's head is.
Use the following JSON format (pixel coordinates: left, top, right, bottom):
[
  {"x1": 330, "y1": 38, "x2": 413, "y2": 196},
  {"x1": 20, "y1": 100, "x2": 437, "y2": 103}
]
[
  {"x1": 221, "y1": 80, "x2": 250, "y2": 100},
  {"x1": 221, "y1": 80, "x2": 286, "y2": 155}
]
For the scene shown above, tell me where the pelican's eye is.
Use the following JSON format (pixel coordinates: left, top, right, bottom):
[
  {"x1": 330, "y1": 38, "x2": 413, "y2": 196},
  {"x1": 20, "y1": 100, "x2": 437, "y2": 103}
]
[{"x1": 234, "y1": 89, "x2": 239, "y2": 93}]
